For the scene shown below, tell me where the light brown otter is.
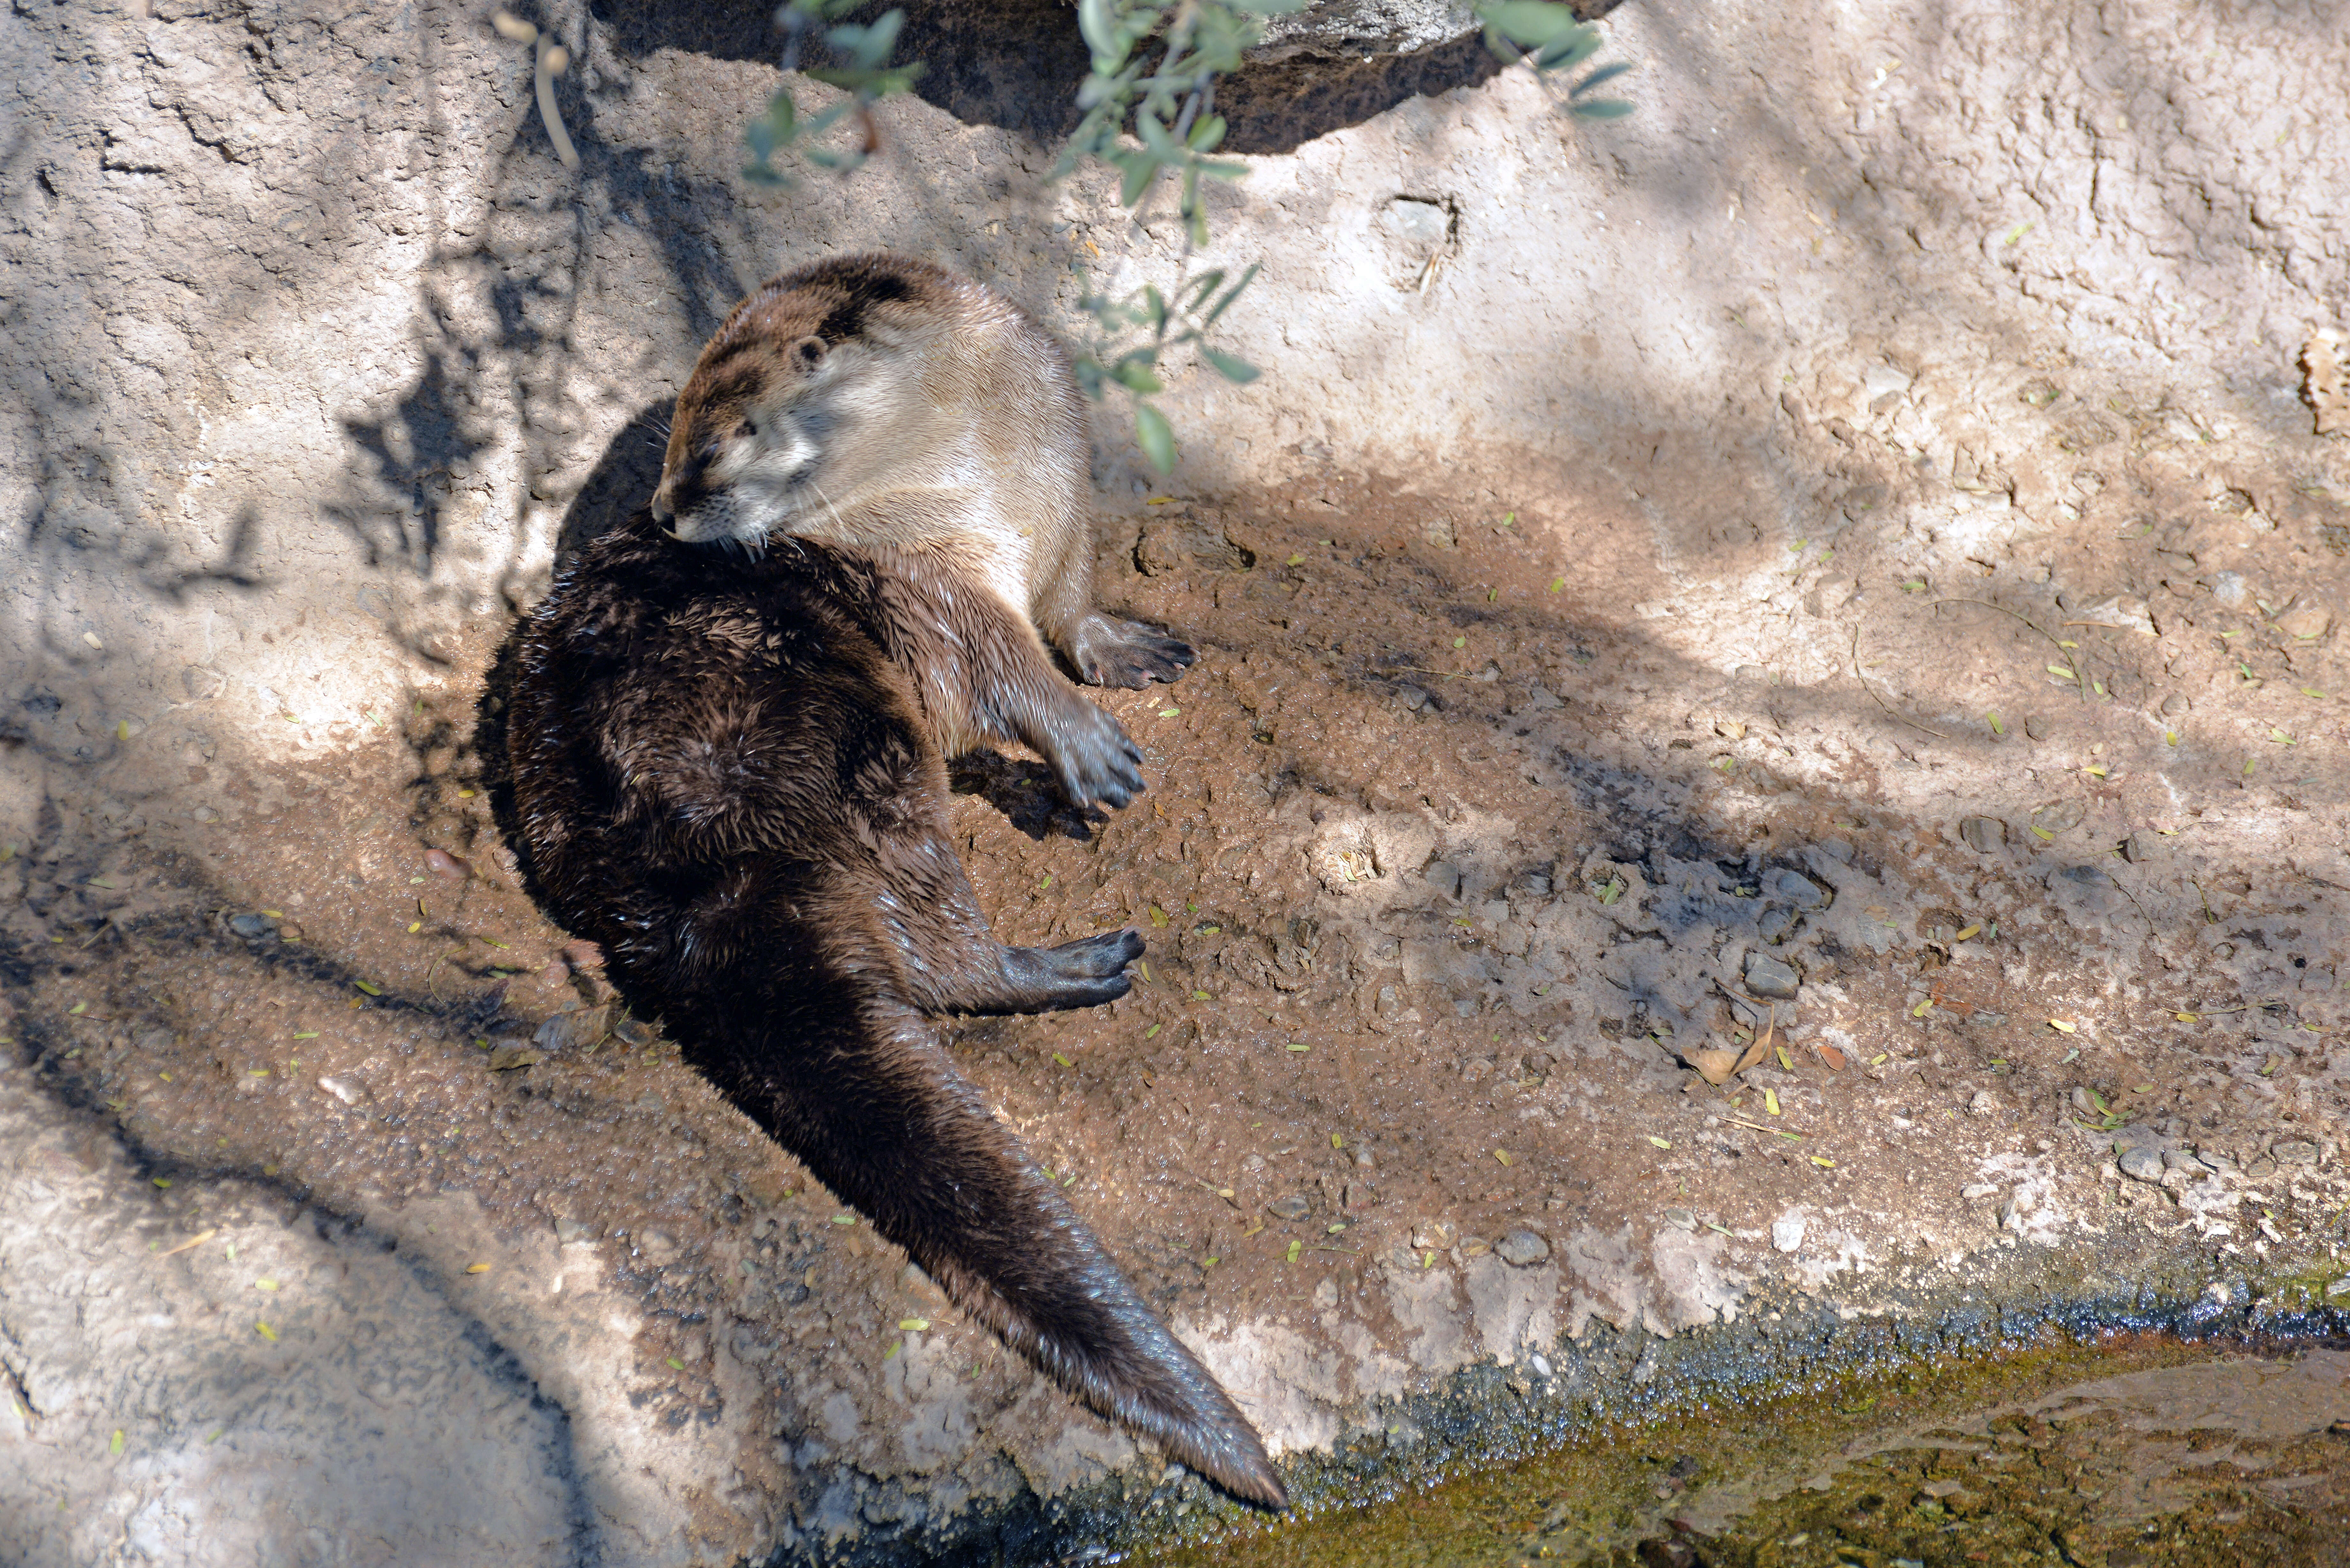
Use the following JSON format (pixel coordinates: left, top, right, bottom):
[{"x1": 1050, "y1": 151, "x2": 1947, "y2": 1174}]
[{"x1": 650, "y1": 252, "x2": 1194, "y2": 695}]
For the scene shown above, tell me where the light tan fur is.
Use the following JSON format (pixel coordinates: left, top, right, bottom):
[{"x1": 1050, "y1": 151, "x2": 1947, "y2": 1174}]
[{"x1": 651, "y1": 254, "x2": 1188, "y2": 690}]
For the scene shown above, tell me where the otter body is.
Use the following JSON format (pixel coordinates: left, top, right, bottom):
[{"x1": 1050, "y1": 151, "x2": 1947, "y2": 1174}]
[
  {"x1": 504, "y1": 511, "x2": 1283, "y2": 1506},
  {"x1": 651, "y1": 253, "x2": 1193, "y2": 692}
]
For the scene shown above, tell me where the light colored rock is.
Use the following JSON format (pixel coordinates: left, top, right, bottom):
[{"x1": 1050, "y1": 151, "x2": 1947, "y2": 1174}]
[
  {"x1": 7, "y1": 0, "x2": 2348, "y2": 1554},
  {"x1": 1960, "y1": 816, "x2": 2007, "y2": 853},
  {"x1": 1743, "y1": 952, "x2": 1801, "y2": 1000},
  {"x1": 1861, "y1": 364, "x2": 1914, "y2": 402},
  {"x1": 1495, "y1": 1228, "x2": 1550, "y2": 1266},
  {"x1": 1769, "y1": 869, "x2": 1827, "y2": 909},
  {"x1": 1771, "y1": 1211, "x2": 1807, "y2": 1254},
  {"x1": 2059, "y1": 592, "x2": 2156, "y2": 635},
  {"x1": 2275, "y1": 601, "x2": 2333, "y2": 640}
]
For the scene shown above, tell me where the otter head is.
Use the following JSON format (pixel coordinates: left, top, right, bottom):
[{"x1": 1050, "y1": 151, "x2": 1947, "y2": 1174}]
[{"x1": 651, "y1": 256, "x2": 948, "y2": 547}]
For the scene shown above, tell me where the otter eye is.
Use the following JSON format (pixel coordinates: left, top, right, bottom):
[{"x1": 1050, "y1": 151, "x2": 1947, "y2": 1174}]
[{"x1": 791, "y1": 335, "x2": 826, "y2": 371}]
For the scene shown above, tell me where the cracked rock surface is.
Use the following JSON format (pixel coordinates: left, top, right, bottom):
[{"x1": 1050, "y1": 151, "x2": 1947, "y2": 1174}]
[{"x1": 3, "y1": 0, "x2": 2348, "y2": 1561}]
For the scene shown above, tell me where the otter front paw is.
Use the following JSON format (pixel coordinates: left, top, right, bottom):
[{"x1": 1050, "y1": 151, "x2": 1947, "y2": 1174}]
[
  {"x1": 1070, "y1": 614, "x2": 1196, "y2": 689},
  {"x1": 1043, "y1": 700, "x2": 1146, "y2": 809}
]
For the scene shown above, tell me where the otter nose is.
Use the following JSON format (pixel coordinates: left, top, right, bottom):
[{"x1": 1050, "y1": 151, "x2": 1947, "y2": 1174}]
[{"x1": 649, "y1": 492, "x2": 673, "y2": 524}]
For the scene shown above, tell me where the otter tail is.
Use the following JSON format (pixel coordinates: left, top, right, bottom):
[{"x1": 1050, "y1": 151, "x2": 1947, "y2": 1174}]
[{"x1": 671, "y1": 954, "x2": 1287, "y2": 1509}]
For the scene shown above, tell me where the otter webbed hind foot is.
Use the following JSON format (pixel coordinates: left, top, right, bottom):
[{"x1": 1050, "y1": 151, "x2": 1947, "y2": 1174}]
[
  {"x1": 935, "y1": 929, "x2": 1144, "y2": 1016},
  {"x1": 1000, "y1": 929, "x2": 1145, "y2": 1012},
  {"x1": 1069, "y1": 613, "x2": 1196, "y2": 689}
]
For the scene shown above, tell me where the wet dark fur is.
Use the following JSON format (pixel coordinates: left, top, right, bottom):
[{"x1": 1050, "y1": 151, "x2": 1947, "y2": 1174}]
[{"x1": 501, "y1": 508, "x2": 1285, "y2": 1507}]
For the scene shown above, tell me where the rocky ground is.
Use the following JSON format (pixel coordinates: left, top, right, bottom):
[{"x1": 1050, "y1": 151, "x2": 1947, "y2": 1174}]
[{"x1": 4, "y1": 0, "x2": 2349, "y2": 1563}]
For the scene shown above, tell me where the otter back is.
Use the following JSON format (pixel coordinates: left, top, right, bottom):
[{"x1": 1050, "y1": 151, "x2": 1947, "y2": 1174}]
[{"x1": 500, "y1": 510, "x2": 1284, "y2": 1507}]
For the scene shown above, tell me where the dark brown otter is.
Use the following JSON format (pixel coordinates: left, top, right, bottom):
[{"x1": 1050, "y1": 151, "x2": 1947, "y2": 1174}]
[{"x1": 500, "y1": 508, "x2": 1285, "y2": 1508}]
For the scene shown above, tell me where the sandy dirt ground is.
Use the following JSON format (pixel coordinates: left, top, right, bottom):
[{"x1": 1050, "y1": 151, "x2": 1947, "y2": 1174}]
[{"x1": 4, "y1": 0, "x2": 2350, "y2": 1562}]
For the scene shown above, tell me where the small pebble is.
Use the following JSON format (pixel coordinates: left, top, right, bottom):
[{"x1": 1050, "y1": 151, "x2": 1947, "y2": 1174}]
[
  {"x1": 1769, "y1": 868, "x2": 1827, "y2": 909},
  {"x1": 2058, "y1": 592, "x2": 2155, "y2": 635},
  {"x1": 2275, "y1": 601, "x2": 2331, "y2": 640},
  {"x1": 424, "y1": 848, "x2": 469, "y2": 880},
  {"x1": 2272, "y1": 1139, "x2": 2320, "y2": 1165},
  {"x1": 2117, "y1": 1145, "x2": 2165, "y2": 1183},
  {"x1": 317, "y1": 1076, "x2": 364, "y2": 1106},
  {"x1": 1770, "y1": 1212, "x2": 1807, "y2": 1253},
  {"x1": 1496, "y1": 1228, "x2": 1550, "y2": 1266},
  {"x1": 2033, "y1": 799, "x2": 2085, "y2": 834},
  {"x1": 1744, "y1": 952, "x2": 1801, "y2": 1000},
  {"x1": 228, "y1": 912, "x2": 272, "y2": 939},
  {"x1": 1267, "y1": 1193, "x2": 1310, "y2": 1222},
  {"x1": 1959, "y1": 816, "x2": 2006, "y2": 854}
]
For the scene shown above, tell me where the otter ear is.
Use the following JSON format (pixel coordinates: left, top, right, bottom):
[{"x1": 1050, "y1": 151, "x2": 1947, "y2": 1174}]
[{"x1": 790, "y1": 335, "x2": 827, "y2": 371}]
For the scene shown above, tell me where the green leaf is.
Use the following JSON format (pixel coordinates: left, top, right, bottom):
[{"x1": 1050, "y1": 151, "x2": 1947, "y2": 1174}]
[
  {"x1": 1135, "y1": 107, "x2": 1180, "y2": 158},
  {"x1": 1570, "y1": 60, "x2": 1634, "y2": 96},
  {"x1": 1202, "y1": 261, "x2": 1260, "y2": 327},
  {"x1": 824, "y1": 8, "x2": 904, "y2": 70},
  {"x1": 1134, "y1": 403, "x2": 1178, "y2": 474},
  {"x1": 1571, "y1": 98, "x2": 1635, "y2": 119},
  {"x1": 1202, "y1": 347, "x2": 1258, "y2": 384},
  {"x1": 1112, "y1": 350, "x2": 1163, "y2": 393},
  {"x1": 1532, "y1": 28, "x2": 1603, "y2": 69},
  {"x1": 1228, "y1": 0, "x2": 1310, "y2": 13},
  {"x1": 1482, "y1": 0, "x2": 1582, "y2": 47},
  {"x1": 1187, "y1": 113, "x2": 1227, "y2": 152},
  {"x1": 1118, "y1": 149, "x2": 1156, "y2": 206},
  {"x1": 1077, "y1": 0, "x2": 1120, "y2": 64}
]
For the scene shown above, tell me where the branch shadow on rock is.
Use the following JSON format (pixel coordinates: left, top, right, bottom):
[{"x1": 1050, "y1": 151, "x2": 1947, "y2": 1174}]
[
  {"x1": 587, "y1": 0, "x2": 1625, "y2": 156},
  {"x1": 0, "y1": 908, "x2": 599, "y2": 1559}
]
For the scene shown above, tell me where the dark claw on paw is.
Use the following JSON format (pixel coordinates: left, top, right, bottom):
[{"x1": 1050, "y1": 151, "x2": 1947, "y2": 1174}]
[
  {"x1": 1075, "y1": 619, "x2": 1197, "y2": 690},
  {"x1": 1048, "y1": 929, "x2": 1145, "y2": 977},
  {"x1": 1054, "y1": 707, "x2": 1146, "y2": 808}
]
